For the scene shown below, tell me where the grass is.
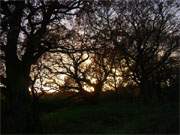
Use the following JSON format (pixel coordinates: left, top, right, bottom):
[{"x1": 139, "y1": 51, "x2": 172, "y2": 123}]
[{"x1": 40, "y1": 97, "x2": 179, "y2": 134}]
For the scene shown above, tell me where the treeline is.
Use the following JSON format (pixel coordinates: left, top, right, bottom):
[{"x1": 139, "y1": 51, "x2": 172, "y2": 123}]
[
  {"x1": 30, "y1": 0, "x2": 179, "y2": 101},
  {"x1": 0, "y1": 0, "x2": 179, "y2": 133}
]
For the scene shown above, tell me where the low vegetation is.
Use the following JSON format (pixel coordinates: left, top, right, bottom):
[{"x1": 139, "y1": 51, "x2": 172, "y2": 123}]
[{"x1": 38, "y1": 92, "x2": 179, "y2": 134}]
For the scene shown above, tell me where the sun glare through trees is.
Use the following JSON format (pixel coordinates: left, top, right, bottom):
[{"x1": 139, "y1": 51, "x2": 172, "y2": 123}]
[
  {"x1": 1, "y1": 0, "x2": 179, "y2": 134},
  {"x1": 29, "y1": 51, "x2": 130, "y2": 94}
]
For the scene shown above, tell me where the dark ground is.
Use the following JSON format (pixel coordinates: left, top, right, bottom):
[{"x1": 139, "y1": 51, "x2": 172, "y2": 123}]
[{"x1": 37, "y1": 93, "x2": 179, "y2": 134}]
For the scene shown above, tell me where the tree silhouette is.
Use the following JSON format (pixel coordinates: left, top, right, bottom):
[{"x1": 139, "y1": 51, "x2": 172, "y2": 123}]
[
  {"x1": 0, "y1": 0, "x2": 179, "y2": 133},
  {"x1": 0, "y1": 0, "x2": 86, "y2": 133},
  {"x1": 84, "y1": 0, "x2": 180, "y2": 101},
  {"x1": 112, "y1": 0, "x2": 180, "y2": 101}
]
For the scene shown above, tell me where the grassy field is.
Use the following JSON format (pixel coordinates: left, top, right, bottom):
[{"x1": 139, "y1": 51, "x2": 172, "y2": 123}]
[{"x1": 39, "y1": 95, "x2": 179, "y2": 134}]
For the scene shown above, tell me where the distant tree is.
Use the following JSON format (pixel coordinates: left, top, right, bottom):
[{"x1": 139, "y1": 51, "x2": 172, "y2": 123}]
[
  {"x1": 84, "y1": 46, "x2": 115, "y2": 97},
  {"x1": 34, "y1": 41, "x2": 116, "y2": 101}
]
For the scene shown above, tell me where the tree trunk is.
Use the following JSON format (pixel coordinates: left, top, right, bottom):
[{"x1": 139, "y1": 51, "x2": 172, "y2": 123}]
[
  {"x1": 140, "y1": 79, "x2": 152, "y2": 103},
  {"x1": 4, "y1": 62, "x2": 34, "y2": 133},
  {"x1": 2, "y1": 1, "x2": 38, "y2": 133},
  {"x1": 94, "y1": 83, "x2": 103, "y2": 100}
]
